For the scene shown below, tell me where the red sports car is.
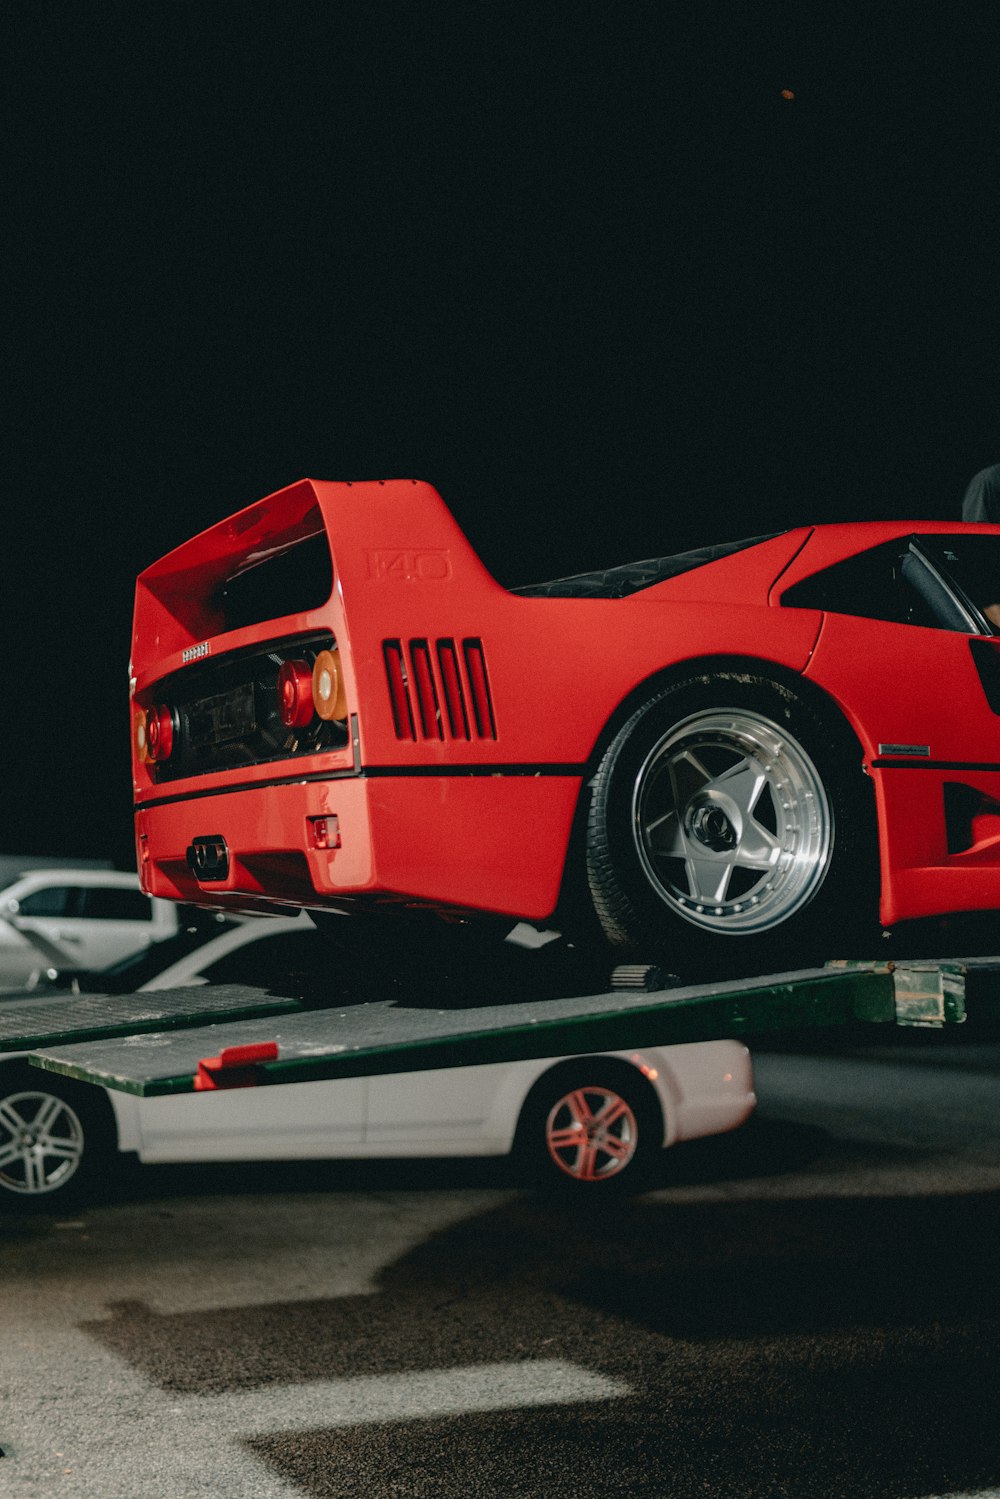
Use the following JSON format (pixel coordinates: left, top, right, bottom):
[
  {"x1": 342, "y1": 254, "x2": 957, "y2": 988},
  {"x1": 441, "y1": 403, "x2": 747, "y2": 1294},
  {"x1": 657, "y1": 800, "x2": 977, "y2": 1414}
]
[{"x1": 130, "y1": 479, "x2": 1000, "y2": 971}]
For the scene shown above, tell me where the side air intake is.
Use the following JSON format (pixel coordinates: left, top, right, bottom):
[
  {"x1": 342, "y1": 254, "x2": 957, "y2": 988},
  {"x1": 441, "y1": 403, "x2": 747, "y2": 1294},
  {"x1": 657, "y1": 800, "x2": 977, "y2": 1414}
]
[{"x1": 383, "y1": 638, "x2": 496, "y2": 742}]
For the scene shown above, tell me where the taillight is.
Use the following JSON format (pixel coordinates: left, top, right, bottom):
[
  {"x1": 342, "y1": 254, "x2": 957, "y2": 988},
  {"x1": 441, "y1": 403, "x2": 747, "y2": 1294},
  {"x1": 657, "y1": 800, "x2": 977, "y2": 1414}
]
[
  {"x1": 145, "y1": 704, "x2": 175, "y2": 761},
  {"x1": 278, "y1": 651, "x2": 348, "y2": 728},
  {"x1": 136, "y1": 704, "x2": 174, "y2": 763},
  {"x1": 277, "y1": 659, "x2": 315, "y2": 728},
  {"x1": 312, "y1": 648, "x2": 347, "y2": 721}
]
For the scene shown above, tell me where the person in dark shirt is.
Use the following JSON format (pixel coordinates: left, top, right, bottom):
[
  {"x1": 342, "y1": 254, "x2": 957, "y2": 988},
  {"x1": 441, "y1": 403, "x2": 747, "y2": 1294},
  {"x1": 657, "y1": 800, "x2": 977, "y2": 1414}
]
[{"x1": 962, "y1": 464, "x2": 1000, "y2": 522}]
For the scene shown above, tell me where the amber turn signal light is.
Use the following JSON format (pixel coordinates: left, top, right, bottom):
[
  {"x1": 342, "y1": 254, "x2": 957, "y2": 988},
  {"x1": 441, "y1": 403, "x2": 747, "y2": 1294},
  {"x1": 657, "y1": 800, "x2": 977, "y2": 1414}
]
[
  {"x1": 134, "y1": 708, "x2": 150, "y2": 764},
  {"x1": 312, "y1": 648, "x2": 347, "y2": 721}
]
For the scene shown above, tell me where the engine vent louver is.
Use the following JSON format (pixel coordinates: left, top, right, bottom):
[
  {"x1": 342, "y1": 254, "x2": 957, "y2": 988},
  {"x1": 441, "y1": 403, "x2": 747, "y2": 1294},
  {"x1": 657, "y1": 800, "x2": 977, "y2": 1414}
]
[{"x1": 383, "y1": 637, "x2": 496, "y2": 742}]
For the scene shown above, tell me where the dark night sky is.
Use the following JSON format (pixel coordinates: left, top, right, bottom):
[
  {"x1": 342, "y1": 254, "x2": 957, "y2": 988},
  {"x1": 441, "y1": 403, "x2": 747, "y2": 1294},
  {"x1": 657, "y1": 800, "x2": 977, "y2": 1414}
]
[{"x1": 4, "y1": 4, "x2": 999, "y2": 867}]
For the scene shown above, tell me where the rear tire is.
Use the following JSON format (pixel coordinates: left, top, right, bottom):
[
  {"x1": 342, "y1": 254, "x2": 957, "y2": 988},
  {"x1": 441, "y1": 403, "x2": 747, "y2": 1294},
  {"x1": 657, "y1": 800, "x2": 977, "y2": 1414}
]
[{"x1": 586, "y1": 671, "x2": 876, "y2": 977}]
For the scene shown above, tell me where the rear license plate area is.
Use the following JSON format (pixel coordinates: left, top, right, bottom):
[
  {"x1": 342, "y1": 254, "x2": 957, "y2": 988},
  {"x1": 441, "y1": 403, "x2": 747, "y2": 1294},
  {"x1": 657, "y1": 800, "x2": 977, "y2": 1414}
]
[{"x1": 187, "y1": 684, "x2": 256, "y2": 750}]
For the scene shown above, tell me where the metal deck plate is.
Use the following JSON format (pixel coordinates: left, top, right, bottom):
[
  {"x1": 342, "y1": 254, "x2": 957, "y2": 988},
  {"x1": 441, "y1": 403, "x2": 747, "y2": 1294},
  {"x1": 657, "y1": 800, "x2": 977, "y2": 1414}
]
[
  {"x1": 30, "y1": 966, "x2": 896, "y2": 1096},
  {"x1": 0, "y1": 985, "x2": 305, "y2": 1052}
]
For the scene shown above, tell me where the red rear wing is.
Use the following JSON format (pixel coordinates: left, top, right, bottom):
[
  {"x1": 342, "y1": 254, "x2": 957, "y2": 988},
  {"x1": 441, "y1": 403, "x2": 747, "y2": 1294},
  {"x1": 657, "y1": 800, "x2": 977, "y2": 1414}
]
[
  {"x1": 130, "y1": 479, "x2": 514, "y2": 787},
  {"x1": 131, "y1": 478, "x2": 497, "y2": 676}
]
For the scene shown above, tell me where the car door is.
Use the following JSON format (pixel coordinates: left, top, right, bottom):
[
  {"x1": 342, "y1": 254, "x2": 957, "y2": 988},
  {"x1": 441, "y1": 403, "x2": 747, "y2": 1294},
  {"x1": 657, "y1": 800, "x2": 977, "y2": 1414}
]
[
  {"x1": 69, "y1": 884, "x2": 162, "y2": 968},
  {"x1": 0, "y1": 882, "x2": 80, "y2": 985},
  {"x1": 135, "y1": 1072, "x2": 366, "y2": 1161},
  {"x1": 2, "y1": 882, "x2": 92, "y2": 980},
  {"x1": 787, "y1": 531, "x2": 1000, "y2": 924},
  {"x1": 366, "y1": 1063, "x2": 516, "y2": 1148}
]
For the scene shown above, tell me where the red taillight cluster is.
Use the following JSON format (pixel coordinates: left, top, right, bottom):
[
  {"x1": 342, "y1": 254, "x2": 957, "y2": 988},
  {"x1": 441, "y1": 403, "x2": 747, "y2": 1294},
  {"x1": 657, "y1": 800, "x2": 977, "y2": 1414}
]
[
  {"x1": 135, "y1": 647, "x2": 348, "y2": 770},
  {"x1": 277, "y1": 660, "x2": 314, "y2": 728},
  {"x1": 135, "y1": 703, "x2": 175, "y2": 763},
  {"x1": 277, "y1": 648, "x2": 347, "y2": 729}
]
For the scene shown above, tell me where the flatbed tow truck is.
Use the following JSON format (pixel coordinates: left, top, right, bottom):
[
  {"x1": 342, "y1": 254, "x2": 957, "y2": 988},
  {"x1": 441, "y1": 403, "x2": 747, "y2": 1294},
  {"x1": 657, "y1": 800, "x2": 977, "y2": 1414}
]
[{"x1": 9, "y1": 952, "x2": 1000, "y2": 1100}]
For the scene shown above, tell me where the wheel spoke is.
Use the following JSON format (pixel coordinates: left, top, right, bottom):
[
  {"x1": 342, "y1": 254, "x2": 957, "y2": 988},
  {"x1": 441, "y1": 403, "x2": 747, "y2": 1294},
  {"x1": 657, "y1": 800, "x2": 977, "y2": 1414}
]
[
  {"x1": 0, "y1": 1140, "x2": 24, "y2": 1169},
  {"x1": 684, "y1": 851, "x2": 735, "y2": 904},
  {"x1": 710, "y1": 758, "x2": 767, "y2": 819},
  {"x1": 36, "y1": 1138, "x2": 80, "y2": 1161},
  {"x1": 670, "y1": 749, "x2": 713, "y2": 799},
  {"x1": 599, "y1": 1134, "x2": 633, "y2": 1163},
  {"x1": 23, "y1": 1153, "x2": 47, "y2": 1193},
  {"x1": 594, "y1": 1096, "x2": 630, "y2": 1129},
  {"x1": 34, "y1": 1096, "x2": 66, "y2": 1134},
  {"x1": 644, "y1": 807, "x2": 687, "y2": 858},
  {"x1": 565, "y1": 1090, "x2": 595, "y2": 1127},
  {"x1": 733, "y1": 818, "x2": 782, "y2": 870},
  {"x1": 574, "y1": 1141, "x2": 601, "y2": 1181},
  {"x1": 0, "y1": 1099, "x2": 28, "y2": 1132}
]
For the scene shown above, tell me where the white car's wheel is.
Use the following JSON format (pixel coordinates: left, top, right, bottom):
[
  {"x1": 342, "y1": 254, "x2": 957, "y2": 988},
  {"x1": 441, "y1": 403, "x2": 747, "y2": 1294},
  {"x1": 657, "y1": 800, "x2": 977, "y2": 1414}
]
[
  {"x1": 0, "y1": 1068, "x2": 114, "y2": 1209},
  {"x1": 516, "y1": 1060, "x2": 663, "y2": 1193}
]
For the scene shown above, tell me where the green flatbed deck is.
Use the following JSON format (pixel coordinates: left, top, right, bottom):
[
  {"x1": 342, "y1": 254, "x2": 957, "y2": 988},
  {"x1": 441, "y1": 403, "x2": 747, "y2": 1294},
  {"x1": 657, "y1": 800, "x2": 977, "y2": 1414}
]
[
  {"x1": 22, "y1": 957, "x2": 1000, "y2": 1098},
  {"x1": 0, "y1": 984, "x2": 305, "y2": 1052},
  {"x1": 23, "y1": 965, "x2": 898, "y2": 1096}
]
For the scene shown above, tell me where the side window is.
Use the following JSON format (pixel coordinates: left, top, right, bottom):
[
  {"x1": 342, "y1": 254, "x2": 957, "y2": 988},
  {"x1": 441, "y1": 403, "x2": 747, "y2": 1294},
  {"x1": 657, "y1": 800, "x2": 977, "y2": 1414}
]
[
  {"x1": 17, "y1": 885, "x2": 79, "y2": 918},
  {"x1": 78, "y1": 888, "x2": 153, "y2": 922},
  {"x1": 918, "y1": 536, "x2": 1000, "y2": 632},
  {"x1": 782, "y1": 535, "x2": 997, "y2": 633}
]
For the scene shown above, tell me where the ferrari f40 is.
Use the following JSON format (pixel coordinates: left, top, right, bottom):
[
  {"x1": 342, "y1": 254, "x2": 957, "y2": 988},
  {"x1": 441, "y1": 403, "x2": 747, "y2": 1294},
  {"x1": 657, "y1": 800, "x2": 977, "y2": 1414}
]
[{"x1": 130, "y1": 479, "x2": 1000, "y2": 971}]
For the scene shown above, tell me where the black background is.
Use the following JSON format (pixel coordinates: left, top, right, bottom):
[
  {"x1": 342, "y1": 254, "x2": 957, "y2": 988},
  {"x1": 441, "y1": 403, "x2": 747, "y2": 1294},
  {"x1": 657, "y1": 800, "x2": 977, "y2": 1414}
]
[{"x1": 4, "y1": 4, "x2": 999, "y2": 867}]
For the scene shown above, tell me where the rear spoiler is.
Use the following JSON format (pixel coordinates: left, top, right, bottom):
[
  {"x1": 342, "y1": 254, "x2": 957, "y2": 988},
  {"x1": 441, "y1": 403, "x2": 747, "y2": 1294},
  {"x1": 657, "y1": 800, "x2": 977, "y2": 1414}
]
[{"x1": 131, "y1": 478, "x2": 501, "y2": 675}]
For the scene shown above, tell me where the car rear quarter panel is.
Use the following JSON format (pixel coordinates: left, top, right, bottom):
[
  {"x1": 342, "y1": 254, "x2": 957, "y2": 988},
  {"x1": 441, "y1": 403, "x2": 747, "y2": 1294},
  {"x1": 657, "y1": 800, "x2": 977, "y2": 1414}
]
[{"x1": 361, "y1": 1039, "x2": 754, "y2": 1156}]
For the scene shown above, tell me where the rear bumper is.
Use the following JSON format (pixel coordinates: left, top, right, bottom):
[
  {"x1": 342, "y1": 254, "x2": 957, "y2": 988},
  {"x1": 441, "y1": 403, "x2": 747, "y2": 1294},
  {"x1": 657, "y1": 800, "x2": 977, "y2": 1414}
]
[
  {"x1": 653, "y1": 1038, "x2": 756, "y2": 1146},
  {"x1": 135, "y1": 771, "x2": 583, "y2": 920}
]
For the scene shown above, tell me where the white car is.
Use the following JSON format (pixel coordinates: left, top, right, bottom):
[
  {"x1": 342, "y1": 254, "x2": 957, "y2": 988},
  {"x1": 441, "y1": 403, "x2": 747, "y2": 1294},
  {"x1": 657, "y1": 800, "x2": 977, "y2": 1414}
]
[
  {"x1": 0, "y1": 869, "x2": 179, "y2": 990},
  {"x1": 0, "y1": 916, "x2": 755, "y2": 1205}
]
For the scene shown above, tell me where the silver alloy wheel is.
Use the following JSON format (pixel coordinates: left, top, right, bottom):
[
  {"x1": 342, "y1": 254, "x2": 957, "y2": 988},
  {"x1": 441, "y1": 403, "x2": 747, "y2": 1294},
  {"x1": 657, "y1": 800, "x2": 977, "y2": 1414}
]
[
  {"x1": 632, "y1": 708, "x2": 832, "y2": 935},
  {"x1": 545, "y1": 1084, "x2": 640, "y2": 1181},
  {"x1": 0, "y1": 1090, "x2": 86, "y2": 1196}
]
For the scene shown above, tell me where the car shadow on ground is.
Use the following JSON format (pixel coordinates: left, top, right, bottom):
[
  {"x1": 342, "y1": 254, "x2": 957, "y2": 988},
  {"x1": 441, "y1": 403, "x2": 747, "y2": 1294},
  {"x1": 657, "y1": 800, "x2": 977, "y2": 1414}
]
[
  {"x1": 72, "y1": 1171, "x2": 1000, "y2": 1499},
  {"x1": 8, "y1": 1095, "x2": 1000, "y2": 1497}
]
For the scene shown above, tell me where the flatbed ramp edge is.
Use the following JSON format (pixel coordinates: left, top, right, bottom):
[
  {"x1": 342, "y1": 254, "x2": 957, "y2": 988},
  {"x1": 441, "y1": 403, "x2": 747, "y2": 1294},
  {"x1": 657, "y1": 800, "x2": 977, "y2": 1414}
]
[
  {"x1": 22, "y1": 958, "x2": 1000, "y2": 1098},
  {"x1": 0, "y1": 984, "x2": 306, "y2": 1053}
]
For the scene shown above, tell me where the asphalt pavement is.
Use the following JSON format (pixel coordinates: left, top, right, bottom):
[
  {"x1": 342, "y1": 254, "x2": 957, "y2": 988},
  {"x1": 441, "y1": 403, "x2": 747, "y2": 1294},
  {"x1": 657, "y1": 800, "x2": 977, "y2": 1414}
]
[{"x1": 3, "y1": 1034, "x2": 1000, "y2": 1498}]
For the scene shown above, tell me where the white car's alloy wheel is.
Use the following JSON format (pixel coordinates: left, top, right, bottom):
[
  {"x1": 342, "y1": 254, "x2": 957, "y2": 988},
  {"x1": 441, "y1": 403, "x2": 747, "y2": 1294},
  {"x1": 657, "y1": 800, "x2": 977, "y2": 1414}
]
[
  {"x1": 0, "y1": 1089, "x2": 86, "y2": 1196},
  {"x1": 545, "y1": 1083, "x2": 640, "y2": 1181},
  {"x1": 519, "y1": 1060, "x2": 662, "y2": 1192}
]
